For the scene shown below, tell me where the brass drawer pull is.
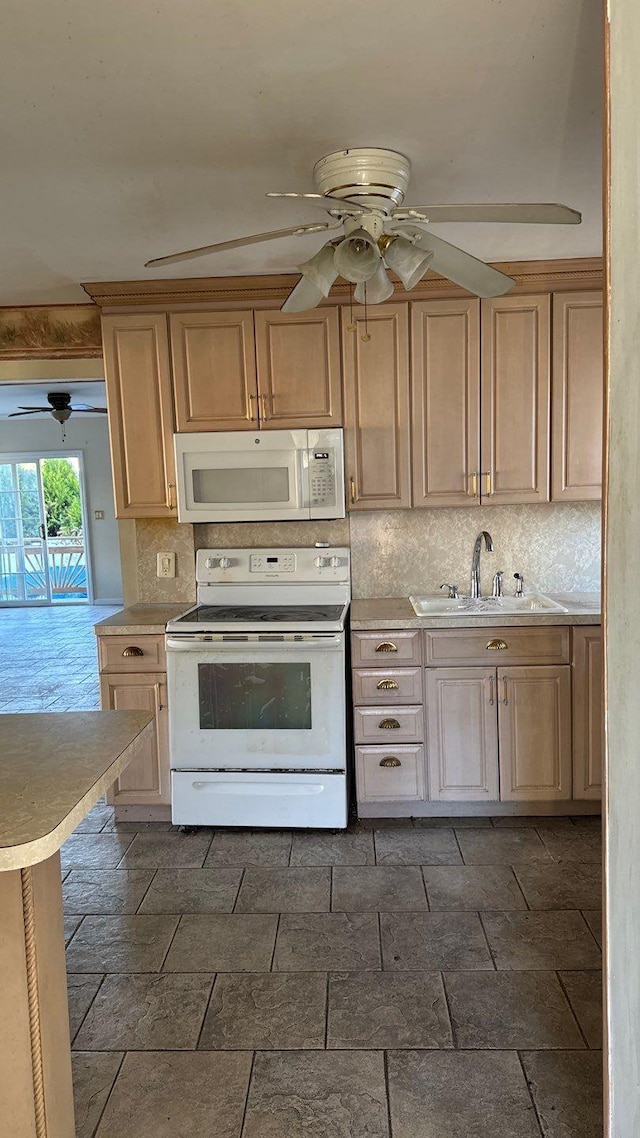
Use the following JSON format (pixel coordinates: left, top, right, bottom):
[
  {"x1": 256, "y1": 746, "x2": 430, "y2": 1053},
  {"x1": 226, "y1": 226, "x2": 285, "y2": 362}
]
[
  {"x1": 375, "y1": 642, "x2": 398, "y2": 653},
  {"x1": 468, "y1": 470, "x2": 478, "y2": 498},
  {"x1": 122, "y1": 646, "x2": 144, "y2": 657},
  {"x1": 379, "y1": 717, "x2": 401, "y2": 729},
  {"x1": 377, "y1": 678, "x2": 399, "y2": 690},
  {"x1": 486, "y1": 638, "x2": 508, "y2": 651},
  {"x1": 379, "y1": 756, "x2": 401, "y2": 768}
]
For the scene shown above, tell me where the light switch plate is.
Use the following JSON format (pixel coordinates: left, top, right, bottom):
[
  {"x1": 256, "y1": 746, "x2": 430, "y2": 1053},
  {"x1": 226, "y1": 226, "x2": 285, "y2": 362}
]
[{"x1": 157, "y1": 551, "x2": 176, "y2": 579}]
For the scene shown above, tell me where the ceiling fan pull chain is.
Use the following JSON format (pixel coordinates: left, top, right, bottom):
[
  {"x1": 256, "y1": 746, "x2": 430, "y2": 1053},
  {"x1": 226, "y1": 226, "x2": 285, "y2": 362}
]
[
  {"x1": 361, "y1": 282, "x2": 371, "y2": 342},
  {"x1": 346, "y1": 282, "x2": 356, "y2": 333}
]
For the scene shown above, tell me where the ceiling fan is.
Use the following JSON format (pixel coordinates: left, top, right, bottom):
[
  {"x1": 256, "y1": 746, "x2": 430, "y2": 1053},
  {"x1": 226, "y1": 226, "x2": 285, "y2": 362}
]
[
  {"x1": 9, "y1": 391, "x2": 108, "y2": 423},
  {"x1": 145, "y1": 147, "x2": 582, "y2": 312}
]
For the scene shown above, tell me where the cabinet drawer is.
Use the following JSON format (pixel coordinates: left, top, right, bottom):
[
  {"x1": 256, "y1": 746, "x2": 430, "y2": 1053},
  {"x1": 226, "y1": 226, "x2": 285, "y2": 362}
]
[
  {"x1": 98, "y1": 633, "x2": 166, "y2": 673},
  {"x1": 353, "y1": 667, "x2": 423, "y2": 705},
  {"x1": 354, "y1": 705, "x2": 423, "y2": 744},
  {"x1": 356, "y1": 745, "x2": 426, "y2": 803},
  {"x1": 352, "y1": 630, "x2": 422, "y2": 667},
  {"x1": 424, "y1": 626, "x2": 569, "y2": 667}
]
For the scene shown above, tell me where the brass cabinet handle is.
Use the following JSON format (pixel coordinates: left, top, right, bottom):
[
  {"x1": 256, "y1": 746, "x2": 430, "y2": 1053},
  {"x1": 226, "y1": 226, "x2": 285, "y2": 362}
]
[
  {"x1": 377, "y1": 678, "x2": 399, "y2": 690},
  {"x1": 155, "y1": 681, "x2": 166, "y2": 712},
  {"x1": 379, "y1": 756, "x2": 401, "y2": 768},
  {"x1": 379, "y1": 717, "x2": 401, "y2": 729},
  {"x1": 166, "y1": 482, "x2": 176, "y2": 510},
  {"x1": 468, "y1": 470, "x2": 478, "y2": 498},
  {"x1": 488, "y1": 676, "x2": 494, "y2": 705},
  {"x1": 503, "y1": 677, "x2": 509, "y2": 705},
  {"x1": 350, "y1": 476, "x2": 356, "y2": 504},
  {"x1": 247, "y1": 392, "x2": 258, "y2": 421},
  {"x1": 375, "y1": 642, "x2": 398, "y2": 653},
  {"x1": 481, "y1": 471, "x2": 492, "y2": 495},
  {"x1": 486, "y1": 638, "x2": 508, "y2": 651},
  {"x1": 122, "y1": 646, "x2": 144, "y2": 657},
  {"x1": 260, "y1": 392, "x2": 269, "y2": 421}
]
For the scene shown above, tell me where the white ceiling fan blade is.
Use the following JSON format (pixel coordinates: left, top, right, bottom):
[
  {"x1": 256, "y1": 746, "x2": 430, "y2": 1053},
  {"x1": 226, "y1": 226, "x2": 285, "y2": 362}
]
[
  {"x1": 394, "y1": 203, "x2": 581, "y2": 225},
  {"x1": 389, "y1": 224, "x2": 515, "y2": 298},
  {"x1": 145, "y1": 222, "x2": 340, "y2": 268}
]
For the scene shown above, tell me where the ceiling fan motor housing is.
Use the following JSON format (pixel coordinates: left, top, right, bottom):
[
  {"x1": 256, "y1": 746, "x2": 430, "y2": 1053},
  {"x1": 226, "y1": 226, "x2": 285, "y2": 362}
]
[
  {"x1": 47, "y1": 391, "x2": 72, "y2": 410},
  {"x1": 313, "y1": 147, "x2": 411, "y2": 213}
]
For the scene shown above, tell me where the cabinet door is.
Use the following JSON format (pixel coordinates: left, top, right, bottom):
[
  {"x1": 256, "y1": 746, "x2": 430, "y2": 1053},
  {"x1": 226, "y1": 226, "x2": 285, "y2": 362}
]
[
  {"x1": 481, "y1": 294, "x2": 550, "y2": 504},
  {"x1": 254, "y1": 308, "x2": 342, "y2": 429},
  {"x1": 552, "y1": 292, "x2": 604, "y2": 501},
  {"x1": 342, "y1": 303, "x2": 411, "y2": 509},
  {"x1": 101, "y1": 673, "x2": 170, "y2": 805},
  {"x1": 572, "y1": 627, "x2": 603, "y2": 799},
  {"x1": 425, "y1": 668, "x2": 499, "y2": 801},
  {"x1": 412, "y1": 299, "x2": 481, "y2": 507},
  {"x1": 498, "y1": 666, "x2": 571, "y2": 800},
  {"x1": 102, "y1": 313, "x2": 177, "y2": 518},
  {"x1": 170, "y1": 311, "x2": 258, "y2": 431}
]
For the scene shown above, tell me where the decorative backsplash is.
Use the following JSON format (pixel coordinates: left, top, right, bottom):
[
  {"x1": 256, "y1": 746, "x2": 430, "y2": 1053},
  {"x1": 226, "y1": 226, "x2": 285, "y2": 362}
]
[
  {"x1": 134, "y1": 518, "x2": 196, "y2": 603},
  {"x1": 194, "y1": 519, "x2": 350, "y2": 551}
]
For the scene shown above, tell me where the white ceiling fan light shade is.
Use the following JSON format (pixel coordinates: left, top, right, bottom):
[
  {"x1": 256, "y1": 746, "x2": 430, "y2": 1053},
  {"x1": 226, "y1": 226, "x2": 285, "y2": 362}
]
[
  {"x1": 298, "y1": 243, "x2": 339, "y2": 296},
  {"x1": 354, "y1": 263, "x2": 394, "y2": 305},
  {"x1": 280, "y1": 275, "x2": 325, "y2": 314},
  {"x1": 383, "y1": 237, "x2": 435, "y2": 290},
  {"x1": 333, "y1": 229, "x2": 381, "y2": 284}
]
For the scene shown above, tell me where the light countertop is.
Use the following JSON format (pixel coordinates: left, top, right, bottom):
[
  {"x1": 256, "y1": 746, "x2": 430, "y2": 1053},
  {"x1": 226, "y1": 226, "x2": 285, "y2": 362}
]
[
  {"x1": 0, "y1": 711, "x2": 154, "y2": 870},
  {"x1": 350, "y1": 593, "x2": 601, "y2": 630},
  {"x1": 95, "y1": 603, "x2": 189, "y2": 636}
]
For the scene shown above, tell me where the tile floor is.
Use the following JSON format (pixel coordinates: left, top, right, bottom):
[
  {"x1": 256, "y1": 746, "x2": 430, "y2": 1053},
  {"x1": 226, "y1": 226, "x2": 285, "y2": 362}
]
[
  {"x1": 64, "y1": 808, "x2": 603, "y2": 1138},
  {"x1": 0, "y1": 603, "x2": 118, "y2": 712}
]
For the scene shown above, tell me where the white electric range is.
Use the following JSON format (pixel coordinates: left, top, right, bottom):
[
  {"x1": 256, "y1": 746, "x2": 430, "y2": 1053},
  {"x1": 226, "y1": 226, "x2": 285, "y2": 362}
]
[{"x1": 165, "y1": 547, "x2": 350, "y2": 828}]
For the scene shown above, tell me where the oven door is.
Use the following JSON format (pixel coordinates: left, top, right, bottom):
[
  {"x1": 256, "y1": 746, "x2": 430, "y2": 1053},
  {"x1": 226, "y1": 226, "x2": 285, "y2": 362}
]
[{"x1": 166, "y1": 633, "x2": 346, "y2": 771}]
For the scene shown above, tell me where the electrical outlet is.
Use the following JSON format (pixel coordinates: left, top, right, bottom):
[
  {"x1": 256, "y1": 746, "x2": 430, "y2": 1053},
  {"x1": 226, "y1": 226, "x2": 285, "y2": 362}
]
[{"x1": 157, "y1": 551, "x2": 176, "y2": 579}]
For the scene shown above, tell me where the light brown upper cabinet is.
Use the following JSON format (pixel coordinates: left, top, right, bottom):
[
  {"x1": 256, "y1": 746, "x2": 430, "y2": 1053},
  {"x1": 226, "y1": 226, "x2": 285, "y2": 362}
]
[
  {"x1": 480, "y1": 294, "x2": 551, "y2": 504},
  {"x1": 102, "y1": 313, "x2": 177, "y2": 518},
  {"x1": 551, "y1": 291, "x2": 604, "y2": 501},
  {"x1": 254, "y1": 309, "x2": 342, "y2": 429},
  {"x1": 170, "y1": 311, "x2": 258, "y2": 431},
  {"x1": 411, "y1": 299, "x2": 481, "y2": 507},
  {"x1": 170, "y1": 307, "x2": 341, "y2": 432},
  {"x1": 342, "y1": 303, "x2": 411, "y2": 510}
]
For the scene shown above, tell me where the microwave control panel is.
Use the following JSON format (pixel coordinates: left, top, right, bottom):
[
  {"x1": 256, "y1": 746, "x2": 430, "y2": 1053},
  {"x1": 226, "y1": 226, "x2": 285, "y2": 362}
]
[{"x1": 309, "y1": 449, "x2": 336, "y2": 507}]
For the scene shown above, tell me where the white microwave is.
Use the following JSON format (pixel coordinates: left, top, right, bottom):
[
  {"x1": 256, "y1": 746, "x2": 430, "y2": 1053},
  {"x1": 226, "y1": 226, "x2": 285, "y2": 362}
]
[{"x1": 174, "y1": 428, "x2": 346, "y2": 523}]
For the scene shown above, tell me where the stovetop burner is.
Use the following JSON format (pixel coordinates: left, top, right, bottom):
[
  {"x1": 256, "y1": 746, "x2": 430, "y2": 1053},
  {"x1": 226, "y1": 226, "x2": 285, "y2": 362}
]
[{"x1": 174, "y1": 604, "x2": 346, "y2": 625}]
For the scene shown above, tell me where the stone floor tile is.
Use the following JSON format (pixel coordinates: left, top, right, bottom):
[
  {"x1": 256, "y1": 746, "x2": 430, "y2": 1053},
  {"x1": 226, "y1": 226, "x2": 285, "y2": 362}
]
[
  {"x1": 243, "y1": 1050, "x2": 389, "y2": 1138},
  {"x1": 444, "y1": 970, "x2": 584, "y2": 1049},
  {"x1": 273, "y1": 912, "x2": 381, "y2": 971},
  {"x1": 67, "y1": 974, "x2": 103, "y2": 1038},
  {"x1": 164, "y1": 914, "x2": 277, "y2": 971},
  {"x1": 356, "y1": 816, "x2": 414, "y2": 830},
  {"x1": 456, "y1": 829, "x2": 552, "y2": 865},
  {"x1": 102, "y1": 820, "x2": 173, "y2": 832},
  {"x1": 118, "y1": 831, "x2": 213, "y2": 869},
  {"x1": 374, "y1": 827, "x2": 462, "y2": 865},
  {"x1": 204, "y1": 829, "x2": 292, "y2": 867},
  {"x1": 514, "y1": 862, "x2": 602, "y2": 910},
  {"x1": 537, "y1": 827, "x2": 602, "y2": 863},
  {"x1": 491, "y1": 815, "x2": 574, "y2": 828},
  {"x1": 521, "y1": 1050, "x2": 603, "y2": 1138},
  {"x1": 63, "y1": 869, "x2": 154, "y2": 915},
  {"x1": 66, "y1": 915, "x2": 179, "y2": 973},
  {"x1": 64, "y1": 914, "x2": 82, "y2": 945},
  {"x1": 423, "y1": 865, "x2": 527, "y2": 911},
  {"x1": 73, "y1": 803, "x2": 114, "y2": 833},
  {"x1": 332, "y1": 866, "x2": 428, "y2": 911},
  {"x1": 72, "y1": 1051, "x2": 123, "y2": 1138},
  {"x1": 414, "y1": 815, "x2": 493, "y2": 828},
  {"x1": 290, "y1": 830, "x2": 375, "y2": 865},
  {"x1": 74, "y1": 973, "x2": 213, "y2": 1050},
  {"x1": 235, "y1": 867, "x2": 331, "y2": 913},
  {"x1": 570, "y1": 815, "x2": 602, "y2": 830},
  {"x1": 95, "y1": 1051, "x2": 252, "y2": 1138},
  {"x1": 387, "y1": 1050, "x2": 541, "y2": 1138},
  {"x1": 582, "y1": 910, "x2": 603, "y2": 947},
  {"x1": 199, "y1": 972, "x2": 326, "y2": 1050},
  {"x1": 482, "y1": 911, "x2": 602, "y2": 970},
  {"x1": 138, "y1": 868, "x2": 242, "y2": 914},
  {"x1": 60, "y1": 834, "x2": 133, "y2": 871},
  {"x1": 327, "y1": 970, "x2": 452, "y2": 1049},
  {"x1": 559, "y1": 970, "x2": 603, "y2": 1048},
  {"x1": 380, "y1": 911, "x2": 493, "y2": 971}
]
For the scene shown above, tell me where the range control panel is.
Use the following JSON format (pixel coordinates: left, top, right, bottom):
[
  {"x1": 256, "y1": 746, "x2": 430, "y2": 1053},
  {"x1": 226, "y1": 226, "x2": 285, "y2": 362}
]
[
  {"x1": 250, "y1": 553, "x2": 296, "y2": 574},
  {"x1": 196, "y1": 547, "x2": 350, "y2": 585}
]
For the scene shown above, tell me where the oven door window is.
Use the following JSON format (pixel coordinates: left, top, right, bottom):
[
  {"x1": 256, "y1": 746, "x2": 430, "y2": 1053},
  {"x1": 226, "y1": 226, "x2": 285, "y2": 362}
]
[{"x1": 198, "y1": 662, "x2": 312, "y2": 730}]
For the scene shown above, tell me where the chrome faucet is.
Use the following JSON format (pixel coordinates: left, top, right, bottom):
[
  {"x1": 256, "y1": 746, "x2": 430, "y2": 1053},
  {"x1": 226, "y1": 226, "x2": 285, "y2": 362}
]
[{"x1": 470, "y1": 531, "x2": 494, "y2": 598}]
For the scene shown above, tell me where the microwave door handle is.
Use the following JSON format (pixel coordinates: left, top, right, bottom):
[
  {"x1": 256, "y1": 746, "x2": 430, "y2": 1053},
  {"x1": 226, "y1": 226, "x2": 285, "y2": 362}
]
[{"x1": 300, "y1": 447, "x2": 312, "y2": 511}]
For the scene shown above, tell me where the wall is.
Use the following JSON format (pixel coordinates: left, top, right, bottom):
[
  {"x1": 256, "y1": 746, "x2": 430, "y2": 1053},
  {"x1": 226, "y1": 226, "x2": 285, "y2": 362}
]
[{"x1": 0, "y1": 416, "x2": 122, "y2": 603}]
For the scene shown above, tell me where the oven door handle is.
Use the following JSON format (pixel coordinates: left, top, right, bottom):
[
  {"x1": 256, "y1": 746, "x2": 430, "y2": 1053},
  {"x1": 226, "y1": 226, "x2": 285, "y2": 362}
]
[{"x1": 166, "y1": 635, "x2": 343, "y2": 652}]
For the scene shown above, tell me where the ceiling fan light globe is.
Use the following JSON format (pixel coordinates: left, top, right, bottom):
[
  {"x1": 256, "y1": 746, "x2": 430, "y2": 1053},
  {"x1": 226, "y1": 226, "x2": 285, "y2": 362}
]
[
  {"x1": 354, "y1": 263, "x2": 394, "y2": 305},
  {"x1": 298, "y1": 243, "x2": 339, "y2": 296},
  {"x1": 281, "y1": 275, "x2": 325, "y2": 314},
  {"x1": 333, "y1": 229, "x2": 381, "y2": 283},
  {"x1": 384, "y1": 237, "x2": 435, "y2": 290}
]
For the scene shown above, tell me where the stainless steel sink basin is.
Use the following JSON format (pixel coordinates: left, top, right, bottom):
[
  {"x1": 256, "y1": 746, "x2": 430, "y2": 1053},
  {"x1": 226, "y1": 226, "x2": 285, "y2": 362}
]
[{"x1": 409, "y1": 594, "x2": 569, "y2": 617}]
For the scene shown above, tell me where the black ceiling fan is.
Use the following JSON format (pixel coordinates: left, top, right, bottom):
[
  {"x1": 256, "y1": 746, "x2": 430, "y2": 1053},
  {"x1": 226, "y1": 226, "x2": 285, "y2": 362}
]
[{"x1": 9, "y1": 392, "x2": 108, "y2": 423}]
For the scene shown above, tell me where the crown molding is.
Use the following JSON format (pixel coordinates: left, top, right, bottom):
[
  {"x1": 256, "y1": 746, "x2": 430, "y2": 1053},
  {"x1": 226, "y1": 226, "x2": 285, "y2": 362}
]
[{"x1": 83, "y1": 257, "x2": 603, "y2": 309}]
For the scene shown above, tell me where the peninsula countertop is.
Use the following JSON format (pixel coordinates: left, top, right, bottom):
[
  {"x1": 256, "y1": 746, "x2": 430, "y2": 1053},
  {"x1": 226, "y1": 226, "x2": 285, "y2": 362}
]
[
  {"x1": 94, "y1": 603, "x2": 189, "y2": 636},
  {"x1": 350, "y1": 593, "x2": 601, "y2": 630},
  {"x1": 0, "y1": 710, "x2": 154, "y2": 870}
]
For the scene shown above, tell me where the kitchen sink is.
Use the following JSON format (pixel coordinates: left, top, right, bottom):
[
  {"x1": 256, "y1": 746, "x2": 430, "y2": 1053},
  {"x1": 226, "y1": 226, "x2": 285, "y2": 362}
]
[{"x1": 409, "y1": 594, "x2": 569, "y2": 617}]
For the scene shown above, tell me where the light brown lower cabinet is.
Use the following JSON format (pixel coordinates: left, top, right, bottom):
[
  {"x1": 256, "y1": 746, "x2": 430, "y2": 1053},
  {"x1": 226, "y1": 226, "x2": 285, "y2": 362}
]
[
  {"x1": 425, "y1": 668, "x2": 499, "y2": 801},
  {"x1": 572, "y1": 627, "x2": 604, "y2": 799},
  {"x1": 498, "y1": 666, "x2": 572, "y2": 801},
  {"x1": 100, "y1": 672, "x2": 170, "y2": 806}
]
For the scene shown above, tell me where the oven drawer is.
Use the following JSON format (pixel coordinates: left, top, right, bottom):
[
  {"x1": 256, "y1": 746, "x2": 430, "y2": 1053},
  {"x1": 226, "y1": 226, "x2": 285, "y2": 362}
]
[
  {"x1": 171, "y1": 770, "x2": 347, "y2": 828},
  {"x1": 352, "y1": 630, "x2": 422, "y2": 667},
  {"x1": 355, "y1": 745, "x2": 426, "y2": 803},
  {"x1": 353, "y1": 667, "x2": 422, "y2": 705},
  {"x1": 99, "y1": 633, "x2": 166, "y2": 673},
  {"x1": 354, "y1": 705, "x2": 423, "y2": 744},
  {"x1": 424, "y1": 626, "x2": 570, "y2": 667}
]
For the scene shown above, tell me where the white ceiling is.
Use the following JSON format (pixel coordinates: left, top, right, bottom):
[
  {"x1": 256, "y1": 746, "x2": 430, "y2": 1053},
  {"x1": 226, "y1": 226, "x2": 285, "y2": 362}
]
[
  {"x1": 2, "y1": 0, "x2": 602, "y2": 305},
  {"x1": 0, "y1": 381, "x2": 106, "y2": 419}
]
